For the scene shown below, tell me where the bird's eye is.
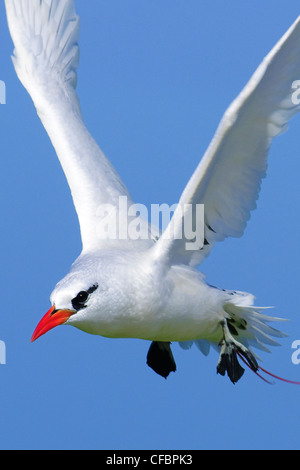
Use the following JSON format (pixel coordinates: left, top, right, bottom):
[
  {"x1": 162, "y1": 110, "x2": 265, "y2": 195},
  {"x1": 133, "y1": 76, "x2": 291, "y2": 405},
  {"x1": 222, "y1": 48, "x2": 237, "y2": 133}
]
[
  {"x1": 72, "y1": 290, "x2": 89, "y2": 311},
  {"x1": 71, "y1": 284, "x2": 98, "y2": 311}
]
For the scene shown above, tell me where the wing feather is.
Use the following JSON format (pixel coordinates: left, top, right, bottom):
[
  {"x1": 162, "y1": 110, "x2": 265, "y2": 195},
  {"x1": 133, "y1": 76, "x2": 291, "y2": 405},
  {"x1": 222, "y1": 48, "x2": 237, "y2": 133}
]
[
  {"x1": 5, "y1": 0, "x2": 153, "y2": 252},
  {"x1": 153, "y1": 16, "x2": 300, "y2": 266}
]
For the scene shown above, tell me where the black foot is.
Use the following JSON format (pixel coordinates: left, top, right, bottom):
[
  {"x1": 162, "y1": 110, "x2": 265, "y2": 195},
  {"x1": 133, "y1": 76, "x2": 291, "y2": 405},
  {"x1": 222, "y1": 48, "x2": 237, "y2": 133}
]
[
  {"x1": 217, "y1": 342, "x2": 245, "y2": 384},
  {"x1": 217, "y1": 340, "x2": 259, "y2": 384},
  {"x1": 147, "y1": 341, "x2": 177, "y2": 379}
]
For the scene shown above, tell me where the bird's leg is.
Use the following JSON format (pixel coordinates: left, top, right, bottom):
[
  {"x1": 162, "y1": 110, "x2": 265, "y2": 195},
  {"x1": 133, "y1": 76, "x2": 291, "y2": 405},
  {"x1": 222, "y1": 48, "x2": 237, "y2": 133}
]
[{"x1": 217, "y1": 319, "x2": 258, "y2": 384}]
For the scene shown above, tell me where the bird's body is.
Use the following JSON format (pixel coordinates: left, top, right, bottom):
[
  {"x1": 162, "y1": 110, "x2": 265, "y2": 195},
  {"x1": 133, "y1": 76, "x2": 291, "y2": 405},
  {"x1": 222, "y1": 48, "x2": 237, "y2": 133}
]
[
  {"x1": 5, "y1": 0, "x2": 300, "y2": 383},
  {"x1": 54, "y1": 250, "x2": 225, "y2": 342}
]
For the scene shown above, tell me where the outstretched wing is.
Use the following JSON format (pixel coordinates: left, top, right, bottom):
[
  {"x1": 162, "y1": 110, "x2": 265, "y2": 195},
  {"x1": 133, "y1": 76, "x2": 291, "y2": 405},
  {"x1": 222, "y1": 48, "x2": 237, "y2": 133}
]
[
  {"x1": 5, "y1": 0, "x2": 153, "y2": 252},
  {"x1": 152, "y1": 16, "x2": 300, "y2": 267}
]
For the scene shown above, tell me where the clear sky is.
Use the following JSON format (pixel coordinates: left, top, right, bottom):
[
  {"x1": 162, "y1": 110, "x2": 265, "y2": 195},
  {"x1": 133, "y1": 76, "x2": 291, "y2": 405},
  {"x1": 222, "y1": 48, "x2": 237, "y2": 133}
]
[{"x1": 1, "y1": 0, "x2": 300, "y2": 451}]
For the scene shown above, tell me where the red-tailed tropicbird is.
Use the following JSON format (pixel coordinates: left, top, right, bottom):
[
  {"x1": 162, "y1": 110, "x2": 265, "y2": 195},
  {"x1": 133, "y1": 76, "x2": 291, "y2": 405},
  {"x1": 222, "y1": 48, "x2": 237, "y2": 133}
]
[{"x1": 5, "y1": 0, "x2": 300, "y2": 384}]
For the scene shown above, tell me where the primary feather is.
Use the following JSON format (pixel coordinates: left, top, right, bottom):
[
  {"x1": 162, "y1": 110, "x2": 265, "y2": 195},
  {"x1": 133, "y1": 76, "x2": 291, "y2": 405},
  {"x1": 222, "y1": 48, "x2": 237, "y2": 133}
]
[
  {"x1": 154, "y1": 16, "x2": 300, "y2": 266},
  {"x1": 5, "y1": 0, "x2": 153, "y2": 252}
]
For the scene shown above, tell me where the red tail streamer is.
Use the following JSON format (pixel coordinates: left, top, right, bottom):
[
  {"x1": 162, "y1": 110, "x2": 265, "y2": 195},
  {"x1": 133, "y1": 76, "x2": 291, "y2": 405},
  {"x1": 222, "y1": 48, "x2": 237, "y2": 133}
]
[{"x1": 236, "y1": 351, "x2": 300, "y2": 385}]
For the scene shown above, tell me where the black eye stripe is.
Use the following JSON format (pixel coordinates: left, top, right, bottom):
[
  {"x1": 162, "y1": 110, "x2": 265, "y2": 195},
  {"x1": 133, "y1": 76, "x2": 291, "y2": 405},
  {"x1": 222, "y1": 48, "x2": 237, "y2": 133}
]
[
  {"x1": 71, "y1": 283, "x2": 99, "y2": 311},
  {"x1": 87, "y1": 284, "x2": 98, "y2": 295}
]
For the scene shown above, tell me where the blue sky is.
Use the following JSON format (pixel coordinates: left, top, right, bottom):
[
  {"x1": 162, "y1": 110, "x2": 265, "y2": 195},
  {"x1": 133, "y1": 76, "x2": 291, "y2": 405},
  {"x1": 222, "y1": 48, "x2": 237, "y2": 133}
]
[{"x1": 1, "y1": 0, "x2": 300, "y2": 450}]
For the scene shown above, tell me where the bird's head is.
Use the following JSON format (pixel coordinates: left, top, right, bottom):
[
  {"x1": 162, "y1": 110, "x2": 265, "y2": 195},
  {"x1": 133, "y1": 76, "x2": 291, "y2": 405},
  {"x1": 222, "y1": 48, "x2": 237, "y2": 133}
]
[
  {"x1": 31, "y1": 251, "x2": 149, "y2": 342},
  {"x1": 31, "y1": 281, "x2": 100, "y2": 342},
  {"x1": 31, "y1": 253, "x2": 122, "y2": 342}
]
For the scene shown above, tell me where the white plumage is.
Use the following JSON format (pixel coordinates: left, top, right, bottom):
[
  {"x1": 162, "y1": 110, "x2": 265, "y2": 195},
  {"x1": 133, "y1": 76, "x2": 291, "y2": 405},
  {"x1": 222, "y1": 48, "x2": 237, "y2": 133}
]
[{"x1": 5, "y1": 0, "x2": 300, "y2": 383}]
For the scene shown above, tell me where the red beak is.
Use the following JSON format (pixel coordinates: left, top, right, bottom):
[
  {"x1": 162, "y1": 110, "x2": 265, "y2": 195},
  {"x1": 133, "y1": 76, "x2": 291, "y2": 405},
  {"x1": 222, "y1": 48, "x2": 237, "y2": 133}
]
[{"x1": 31, "y1": 305, "x2": 76, "y2": 342}]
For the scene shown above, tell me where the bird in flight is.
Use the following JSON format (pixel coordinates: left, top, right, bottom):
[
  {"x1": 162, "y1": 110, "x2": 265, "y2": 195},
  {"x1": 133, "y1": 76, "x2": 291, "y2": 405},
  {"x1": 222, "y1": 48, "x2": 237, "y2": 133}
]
[{"x1": 5, "y1": 0, "x2": 300, "y2": 384}]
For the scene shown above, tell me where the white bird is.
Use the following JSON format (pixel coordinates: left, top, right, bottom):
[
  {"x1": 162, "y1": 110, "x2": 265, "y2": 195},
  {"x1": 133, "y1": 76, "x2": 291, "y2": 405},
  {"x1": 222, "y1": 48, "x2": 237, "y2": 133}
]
[{"x1": 5, "y1": 0, "x2": 300, "y2": 384}]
